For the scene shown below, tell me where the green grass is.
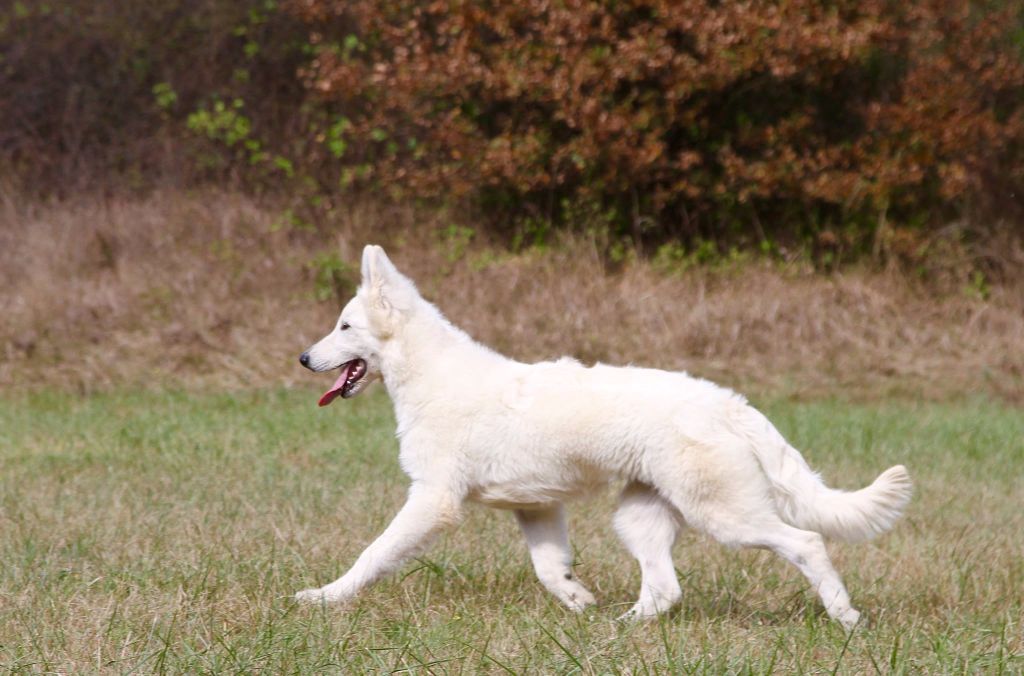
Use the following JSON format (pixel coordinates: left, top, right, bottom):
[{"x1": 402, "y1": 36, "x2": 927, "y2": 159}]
[{"x1": 1, "y1": 388, "x2": 1021, "y2": 673}]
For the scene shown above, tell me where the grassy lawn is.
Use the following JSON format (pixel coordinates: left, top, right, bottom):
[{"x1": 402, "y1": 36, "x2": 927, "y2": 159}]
[{"x1": 1, "y1": 387, "x2": 1021, "y2": 673}]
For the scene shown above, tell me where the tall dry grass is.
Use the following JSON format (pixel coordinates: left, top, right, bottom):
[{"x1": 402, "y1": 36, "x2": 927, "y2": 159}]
[{"x1": 2, "y1": 188, "x2": 1022, "y2": 400}]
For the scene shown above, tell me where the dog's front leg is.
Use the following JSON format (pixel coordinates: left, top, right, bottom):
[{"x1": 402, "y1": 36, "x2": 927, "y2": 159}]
[
  {"x1": 515, "y1": 505, "x2": 597, "y2": 611},
  {"x1": 295, "y1": 484, "x2": 462, "y2": 605}
]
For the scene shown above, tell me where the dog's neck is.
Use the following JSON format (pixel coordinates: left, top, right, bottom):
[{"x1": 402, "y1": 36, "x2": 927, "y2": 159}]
[{"x1": 379, "y1": 299, "x2": 506, "y2": 425}]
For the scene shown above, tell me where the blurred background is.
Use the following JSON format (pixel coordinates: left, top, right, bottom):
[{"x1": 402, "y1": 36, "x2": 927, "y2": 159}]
[{"x1": 2, "y1": 0, "x2": 1022, "y2": 398}]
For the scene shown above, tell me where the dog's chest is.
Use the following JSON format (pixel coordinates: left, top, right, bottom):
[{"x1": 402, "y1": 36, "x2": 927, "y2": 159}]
[{"x1": 466, "y1": 457, "x2": 609, "y2": 510}]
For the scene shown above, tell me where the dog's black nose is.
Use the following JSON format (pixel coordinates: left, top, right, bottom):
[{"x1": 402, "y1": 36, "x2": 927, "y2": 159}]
[{"x1": 299, "y1": 351, "x2": 311, "y2": 368}]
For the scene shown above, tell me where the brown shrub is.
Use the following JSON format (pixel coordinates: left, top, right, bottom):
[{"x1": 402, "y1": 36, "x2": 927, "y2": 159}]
[
  {"x1": 3, "y1": 0, "x2": 1021, "y2": 257},
  {"x1": 293, "y1": 0, "x2": 1024, "y2": 242}
]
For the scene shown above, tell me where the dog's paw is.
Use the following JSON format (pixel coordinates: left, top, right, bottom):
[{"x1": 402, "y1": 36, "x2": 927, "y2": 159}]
[
  {"x1": 294, "y1": 587, "x2": 345, "y2": 605},
  {"x1": 555, "y1": 580, "x2": 597, "y2": 612},
  {"x1": 294, "y1": 588, "x2": 325, "y2": 604},
  {"x1": 616, "y1": 592, "x2": 682, "y2": 621},
  {"x1": 837, "y1": 608, "x2": 862, "y2": 631},
  {"x1": 616, "y1": 608, "x2": 640, "y2": 622},
  {"x1": 616, "y1": 604, "x2": 662, "y2": 622}
]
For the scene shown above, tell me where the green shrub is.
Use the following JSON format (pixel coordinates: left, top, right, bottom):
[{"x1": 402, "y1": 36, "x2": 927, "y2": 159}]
[{"x1": 0, "y1": 0, "x2": 310, "y2": 191}]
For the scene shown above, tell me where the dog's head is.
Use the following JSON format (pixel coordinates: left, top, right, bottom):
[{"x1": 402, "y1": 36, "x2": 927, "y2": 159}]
[{"x1": 299, "y1": 245, "x2": 417, "y2": 406}]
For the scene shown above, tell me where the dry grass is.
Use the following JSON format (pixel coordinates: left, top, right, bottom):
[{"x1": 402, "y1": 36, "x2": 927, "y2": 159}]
[{"x1": 2, "y1": 187, "x2": 1022, "y2": 400}]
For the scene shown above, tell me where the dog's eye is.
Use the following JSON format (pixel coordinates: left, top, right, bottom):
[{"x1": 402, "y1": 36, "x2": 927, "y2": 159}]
[{"x1": 340, "y1": 322, "x2": 351, "y2": 331}]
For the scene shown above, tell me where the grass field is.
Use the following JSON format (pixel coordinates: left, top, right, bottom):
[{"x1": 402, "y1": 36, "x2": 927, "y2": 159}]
[{"x1": 1, "y1": 387, "x2": 1021, "y2": 673}]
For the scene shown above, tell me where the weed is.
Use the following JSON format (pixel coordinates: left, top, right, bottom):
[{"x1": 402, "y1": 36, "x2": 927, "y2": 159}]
[
  {"x1": 308, "y1": 252, "x2": 356, "y2": 303},
  {"x1": 439, "y1": 223, "x2": 476, "y2": 268}
]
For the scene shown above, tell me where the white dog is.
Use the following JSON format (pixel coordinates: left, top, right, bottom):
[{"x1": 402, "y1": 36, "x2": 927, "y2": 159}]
[{"x1": 296, "y1": 245, "x2": 911, "y2": 628}]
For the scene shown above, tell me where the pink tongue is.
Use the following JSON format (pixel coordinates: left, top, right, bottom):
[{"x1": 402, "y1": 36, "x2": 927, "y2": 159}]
[{"x1": 318, "y1": 362, "x2": 354, "y2": 407}]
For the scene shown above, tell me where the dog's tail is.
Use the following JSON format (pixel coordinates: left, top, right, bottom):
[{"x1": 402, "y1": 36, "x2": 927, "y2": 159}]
[
  {"x1": 776, "y1": 463, "x2": 912, "y2": 542},
  {"x1": 744, "y1": 413, "x2": 912, "y2": 543}
]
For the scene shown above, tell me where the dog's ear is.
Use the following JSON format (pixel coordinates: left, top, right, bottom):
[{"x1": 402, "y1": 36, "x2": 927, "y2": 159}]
[
  {"x1": 360, "y1": 244, "x2": 416, "y2": 334},
  {"x1": 361, "y1": 244, "x2": 400, "y2": 289}
]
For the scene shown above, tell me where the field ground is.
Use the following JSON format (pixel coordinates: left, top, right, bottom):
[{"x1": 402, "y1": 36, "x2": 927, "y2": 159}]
[{"x1": 1, "y1": 387, "x2": 1021, "y2": 673}]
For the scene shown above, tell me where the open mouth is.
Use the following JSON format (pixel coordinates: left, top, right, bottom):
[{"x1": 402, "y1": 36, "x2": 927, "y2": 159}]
[{"x1": 318, "y1": 359, "x2": 368, "y2": 407}]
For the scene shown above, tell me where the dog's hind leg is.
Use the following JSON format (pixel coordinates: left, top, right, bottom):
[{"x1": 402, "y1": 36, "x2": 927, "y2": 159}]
[
  {"x1": 766, "y1": 524, "x2": 860, "y2": 629},
  {"x1": 515, "y1": 505, "x2": 596, "y2": 611},
  {"x1": 613, "y1": 481, "x2": 683, "y2": 619},
  {"x1": 730, "y1": 521, "x2": 858, "y2": 629},
  {"x1": 667, "y1": 487, "x2": 861, "y2": 629}
]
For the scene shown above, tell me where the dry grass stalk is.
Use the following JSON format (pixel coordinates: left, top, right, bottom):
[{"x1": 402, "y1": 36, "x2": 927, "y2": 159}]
[{"x1": 2, "y1": 188, "x2": 1021, "y2": 400}]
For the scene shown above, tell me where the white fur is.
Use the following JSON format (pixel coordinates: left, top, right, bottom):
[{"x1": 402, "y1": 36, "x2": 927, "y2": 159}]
[{"x1": 295, "y1": 245, "x2": 912, "y2": 629}]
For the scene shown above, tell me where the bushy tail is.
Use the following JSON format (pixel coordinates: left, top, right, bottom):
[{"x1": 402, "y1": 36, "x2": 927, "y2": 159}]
[
  {"x1": 741, "y1": 409, "x2": 912, "y2": 542},
  {"x1": 784, "y1": 464, "x2": 913, "y2": 542}
]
